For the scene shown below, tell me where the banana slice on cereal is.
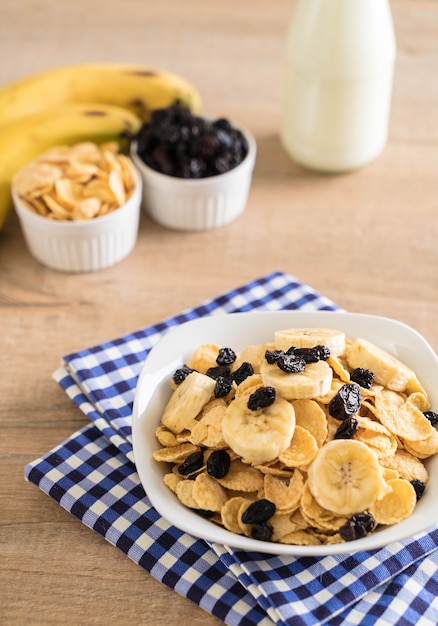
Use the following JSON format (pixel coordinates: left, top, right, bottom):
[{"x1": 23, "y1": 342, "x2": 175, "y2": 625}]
[
  {"x1": 222, "y1": 393, "x2": 296, "y2": 464},
  {"x1": 161, "y1": 371, "x2": 216, "y2": 433},
  {"x1": 274, "y1": 328, "x2": 346, "y2": 357},
  {"x1": 346, "y1": 337, "x2": 414, "y2": 392},
  {"x1": 260, "y1": 359, "x2": 333, "y2": 400},
  {"x1": 307, "y1": 440, "x2": 389, "y2": 516}
]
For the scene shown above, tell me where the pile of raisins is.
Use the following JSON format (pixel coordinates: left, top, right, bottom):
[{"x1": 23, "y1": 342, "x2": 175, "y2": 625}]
[{"x1": 134, "y1": 103, "x2": 249, "y2": 178}]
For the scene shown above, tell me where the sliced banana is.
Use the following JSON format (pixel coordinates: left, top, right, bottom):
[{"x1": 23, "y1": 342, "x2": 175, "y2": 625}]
[
  {"x1": 260, "y1": 359, "x2": 333, "y2": 400},
  {"x1": 221, "y1": 394, "x2": 296, "y2": 464},
  {"x1": 346, "y1": 337, "x2": 414, "y2": 392},
  {"x1": 274, "y1": 327, "x2": 346, "y2": 357},
  {"x1": 307, "y1": 439, "x2": 390, "y2": 516},
  {"x1": 161, "y1": 372, "x2": 216, "y2": 434}
]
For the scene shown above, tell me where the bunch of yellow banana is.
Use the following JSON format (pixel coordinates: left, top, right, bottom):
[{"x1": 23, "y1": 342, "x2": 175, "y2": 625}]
[{"x1": 0, "y1": 63, "x2": 202, "y2": 229}]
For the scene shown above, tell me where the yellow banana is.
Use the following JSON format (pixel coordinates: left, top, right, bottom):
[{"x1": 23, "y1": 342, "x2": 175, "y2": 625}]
[
  {"x1": 161, "y1": 372, "x2": 216, "y2": 434},
  {"x1": 307, "y1": 440, "x2": 390, "y2": 516},
  {"x1": 0, "y1": 63, "x2": 201, "y2": 128},
  {"x1": 346, "y1": 337, "x2": 414, "y2": 392},
  {"x1": 0, "y1": 102, "x2": 142, "y2": 229},
  {"x1": 222, "y1": 393, "x2": 296, "y2": 464}
]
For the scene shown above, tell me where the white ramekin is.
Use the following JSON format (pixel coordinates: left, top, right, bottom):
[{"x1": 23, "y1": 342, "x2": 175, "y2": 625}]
[
  {"x1": 12, "y1": 169, "x2": 142, "y2": 273},
  {"x1": 130, "y1": 126, "x2": 256, "y2": 231}
]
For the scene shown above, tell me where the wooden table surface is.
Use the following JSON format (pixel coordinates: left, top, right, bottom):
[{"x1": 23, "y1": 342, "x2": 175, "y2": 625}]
[{"x1": 2, "y1": 1, "x2": 437, "y2": 624}]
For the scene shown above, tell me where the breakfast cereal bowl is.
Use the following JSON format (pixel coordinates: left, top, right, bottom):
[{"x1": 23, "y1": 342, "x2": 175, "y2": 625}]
[
  {"x1": 12, "y1": 144, "x2": 142, "y2": 273},
  {"x1": 132, "y1": 310, "x2": 438, "y2": 556},
  {"x1": 130, "y1": 110, "x2": 256, "y2": 232}
]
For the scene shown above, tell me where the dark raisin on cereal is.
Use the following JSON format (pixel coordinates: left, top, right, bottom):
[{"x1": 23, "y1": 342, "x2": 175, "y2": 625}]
[
  {"x1": 329, "y1": 383, "x2": 362, "y2": 420},
  {"x1": 214, "y1": 376, "x2": 233, "y2": 398},
  {"x1": 349, "y1": 367, "x2": 375, "y2": 390},
  {"x1": 411, "y1": 479, "x2": 426, "y2": 501},
  {"x1": 423, "y1": 411, "x2": 438, "y2": 426},
  {"x1": 178, "y1": 451, "x2": 204, "y2": 476},
  {"x1": 206, "y1": 365, "x2": 232, "y2": 380},
  {"x1": 173, "y1": 364, "x2": 195, "y2": 385},
  {"x1": 216, "y1": 347, "x2": 237, "y2": 366},
  {"x1": 334, "y1": 416, "x2": 359, "y2": 439},
  {"x1": 277, "y1": 352, "x2": 306, "y2": 373},
  {"x1": 231, "y1": 361, "x2": 254, "y2": 386},
  {"x1": 265, "y1": 349, "x2": 284, "y2": 364},
  {"x1": 286, "y1": 345, "x2": 330, "y2": 363},
  {"x1": 247, "y1": 386, "x2": 276, "y2": 411},
  {"x1": 241, "y1": 499, "x2": 276, "y2": 524},
  {"x1": 192, "y1": 508, "x2": 216, "y2": 519},
  {"x1": 206, "y1": 450, "x2": 231, "y2": 479},
  {"x1": 286, "y1": 346, "x2": 319, "y2": 363},
  {"x1": 339, "y1": 513, "x2": 376, "y2": 542},
  {"x1": 313, "y1": 345, "x2": 331, "y2": 361},
  {"x1": 251, "y1": 522, "x2": 274, "y2": 542}
]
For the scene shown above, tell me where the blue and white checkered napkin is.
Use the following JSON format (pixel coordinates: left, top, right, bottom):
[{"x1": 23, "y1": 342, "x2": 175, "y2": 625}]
[{"x1": 25, "y1": 270, "x2": 438, "y2": 626}]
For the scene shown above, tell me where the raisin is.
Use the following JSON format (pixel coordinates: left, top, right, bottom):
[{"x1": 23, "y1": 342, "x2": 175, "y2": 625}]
[
  {"x1": 411, "y1": 479, "x2": 426, "y2": 501},
  {"x1": 329, "y1": 383, "x2": 362, "y2": 420},
  {"x1": 247, "y1": 386, "x2": 276, "y2": 410},
  {"x1": 349, "y1": 367, "x2": 375, "y2": 390},
  {"x1": 251, "y1": 522, "x2": 274, "y2": 542},
  {"x1": 191, "y1": 132, "x2": 219, "y2": 158},
  {"x1": 212, "y1": 118, "x2": 233, "y2": 132},
  {"x1": 151, "y1": 145, "x2": 174, "y2": 175},
  {"x1": 216, "y1": 347, "x2": 237, "y2": 366},
  {"x1": 265, "y1": 349, "x2": 283, "y2": 364},
  {"x1": 216, "y1": 128, "x2": 234, "y2": 149},
  {"x1": 212, "y1": 156, "x2": 231, "y2": 175},
  {"x1": 339, "y1": 513, "x2": 376, "y2": 542},
  {"x1": 313, "y1": 345, "x2": 331, "y2": 361},
  {"x1": 188, "y1": 157, "x2": 204, "y2": 178},
  {"x1": 277, "y1": 352, "x2": 306, "y2": 373},
  {"x1": 173, "y1": 364, "x2": 194, "y2": 385},
  {"x1": 334, "y1": 416, "x2": 358, "y2": 439},
  {"x1": 206, "y1": 450, "x2": 231, "y2": 479},
  {"x1": 214, "y1": 376, "x2": 232, "y2": 398},
  {"x1": 231, "y1": 362, "x2": 254, "y2": 386},
  {"x1": 206, "y1": 365, "x2": 231, "y2": 380},
  {"x1": 286, "y1": 346, "x2": 319, "y2": 363},
  {"x1": 178, "y1": 451, "x2": 204, "y2": 476},
  {"x1": 241, "y1": 499, "x2": 276, "y2": 524},
  {"x1": 423, "y1": 411, "x2": 438, "y2": 426},
  {"x1": 286, "y1": 345, "x2": 330, "y2": 362},
  {"x1": 192, "y1": 508, "x2": 215, "y2": 519}
]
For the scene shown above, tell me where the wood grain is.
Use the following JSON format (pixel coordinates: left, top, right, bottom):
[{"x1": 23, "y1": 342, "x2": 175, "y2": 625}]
[{"x1": 1, "y1": 1, "x2": 437, "y2": 624}]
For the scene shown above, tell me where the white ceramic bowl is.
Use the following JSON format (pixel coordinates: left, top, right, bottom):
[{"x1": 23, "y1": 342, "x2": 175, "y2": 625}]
[
  {"x1": 12, "y1": 168, "x2": 142, "y2": 273},
  {"x1": 130, "y1": 125, "x2": 256, "y2": 232},
  {"x1": 132, "y1": 310, "x2": 438, "y2": 556}
]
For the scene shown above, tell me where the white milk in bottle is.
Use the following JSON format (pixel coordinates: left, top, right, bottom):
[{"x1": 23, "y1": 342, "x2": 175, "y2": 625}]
[{"x1": 281, "y1": 0, "x2": 397, "y2": 172}]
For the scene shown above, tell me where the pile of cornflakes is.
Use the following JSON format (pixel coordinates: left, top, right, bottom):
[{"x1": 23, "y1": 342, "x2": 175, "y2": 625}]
[
  {"x1": 13, "y1": 142, "x2": 136, "y2": 221},
  {"x1": 152, "y1": 331, "x2": 438, "y2": 545}
]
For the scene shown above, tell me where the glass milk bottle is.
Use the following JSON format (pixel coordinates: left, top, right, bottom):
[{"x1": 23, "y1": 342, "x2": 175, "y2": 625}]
[{"x1": 281, "y1": 0, "x2": 397, "y2": 173}]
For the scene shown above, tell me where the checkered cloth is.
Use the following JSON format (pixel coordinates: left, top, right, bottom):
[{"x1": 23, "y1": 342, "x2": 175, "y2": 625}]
[{"x1": 25, "y1": 270, "x2": 438, "y2": 626}]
